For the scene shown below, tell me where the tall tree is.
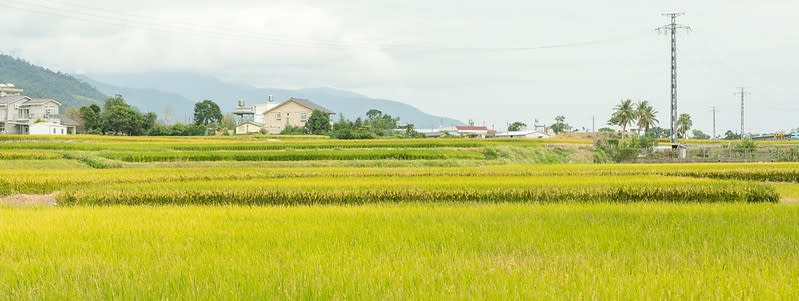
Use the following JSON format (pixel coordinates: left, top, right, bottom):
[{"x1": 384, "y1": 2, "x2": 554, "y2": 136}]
[
  {"x1": 507, "y1": 121, "x2": 527, "y2": 132},
  {"x1": 609, "y1": 99, "x2": 637, "y2": 134},
  {"x1": 193, "y1": 100, "x2": 223, "y2": 126},
  {"x1": 79, "y1": 104, "x2": 102, "y2": 133},
  {"x1": 635, "y1": 100, "x2": 659, "y2": 134},
  {"x1": 305, "y1": 110, "x2": 332, "y2": 134},
  {"x1": 551, "y1": 115, "x2": 570, "y2": 134},
  {"x1": 676, "y1": 113, "x2": 693, "y2": 138}
]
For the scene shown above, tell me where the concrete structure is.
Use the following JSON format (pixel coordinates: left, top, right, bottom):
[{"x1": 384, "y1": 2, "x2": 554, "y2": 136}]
[
  {"x1": 0, "y1": 84, "x2": 77, "y2": 135},
  {"x1": 455, "y1": 125, "x2": 491, "y2": 138},
  {"x1": 262, "y1": 98, "x2": 334, "y2": 134},
  {"x1": 495, "y1": 130, "x2": 551, "y2": 139},
  {"x1": 235, "y1": 121, "x2": 264, "y2": 135}
]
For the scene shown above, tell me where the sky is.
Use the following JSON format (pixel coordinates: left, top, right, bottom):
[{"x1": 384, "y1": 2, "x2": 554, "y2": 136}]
[{"x1": 1, "y1": 0, "x2": 798, "y2": 134}]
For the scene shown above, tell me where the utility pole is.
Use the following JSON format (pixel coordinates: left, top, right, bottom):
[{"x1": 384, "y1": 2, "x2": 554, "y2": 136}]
[
  {"x1": 657, "y1": 13, "x2": 691, "y2": 145},
  {"x1": 592, "y1": 115, "x2": 596, "y2": 135},
  {"x1": 735, "y1": 87, "x2": 750, "y2": 139}
]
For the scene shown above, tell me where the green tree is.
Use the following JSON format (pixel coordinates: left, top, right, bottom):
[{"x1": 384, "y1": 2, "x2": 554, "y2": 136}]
[
  {"x1": 691, "y1": 129, "x2": 710, "y2": 140},
  {"x1": 723, "y1": 130, "x2": 741, "y2": 140},
  {"x1": 193, "y1": 100, "x2": 223, "y2": 126},
  {"x1": 676, "y1": 113, "x2": 692, "y2": 138},
  {"x1": 366, "y1": 109, "x2": 383, "y2": 121},
  {"x1": 609, "y1": 99, "x2": 637, "y2": 134},
  {"x1": 508, "y1": 121, "x2": 527, "y2": 132},
  {"x1": 304, "y1": 110, "x2": 332, "y2": 134},
  {"x1": 79, "y1": 104, "x2": 102, "y2": 133},
  {"x1": 103, "y1": 95, "x2": 129, "y2": 111},
  {"x1": 635, "y1": 100, "x2": 659, "y2": 134},
  {"x1": 551, "y1": 115, "x2": 570, "y2": 134},
  {"x1": 103, "y1": 105, "x2": 138, "y2": 135},
  {"x1": 220, "y1": 114, "x2": 237, "y2": 130}
]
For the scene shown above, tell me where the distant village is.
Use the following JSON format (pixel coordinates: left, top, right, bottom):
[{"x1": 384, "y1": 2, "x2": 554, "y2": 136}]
[{"x1": 2, "y1": 83, "x2": 798, "y2": 141}]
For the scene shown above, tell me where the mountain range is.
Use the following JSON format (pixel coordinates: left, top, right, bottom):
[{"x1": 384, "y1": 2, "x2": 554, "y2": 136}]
[
  {"x1": 0, "y1": 54, "x2": 461, "y2": 128},
  {"x1": 85, "y1": 72, "x2": 462, "y2": 128}
]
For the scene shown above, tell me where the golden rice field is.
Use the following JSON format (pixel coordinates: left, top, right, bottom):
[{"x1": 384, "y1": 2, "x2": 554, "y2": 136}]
[{"x1": 1, "y1": 135, "x2": 798, "y2": 299}]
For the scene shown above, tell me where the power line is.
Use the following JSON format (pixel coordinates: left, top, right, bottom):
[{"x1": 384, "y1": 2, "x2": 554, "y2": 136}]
[
  {"x1": 657, "y1": 13, "x2": 691, "y2": 145},
  {"x1": 2, "y1": 0, "x2": 656, "y2": 54}
]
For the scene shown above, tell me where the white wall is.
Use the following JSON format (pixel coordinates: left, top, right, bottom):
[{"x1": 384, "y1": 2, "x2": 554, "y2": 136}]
[{"x1": 30, "y1": 123, "x2": 67, "y2": 135}]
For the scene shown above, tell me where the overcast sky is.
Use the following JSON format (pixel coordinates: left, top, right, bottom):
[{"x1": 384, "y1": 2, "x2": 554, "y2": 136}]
[{"x1": 2, "y1": 0, "x2": 798, "y2": 133}]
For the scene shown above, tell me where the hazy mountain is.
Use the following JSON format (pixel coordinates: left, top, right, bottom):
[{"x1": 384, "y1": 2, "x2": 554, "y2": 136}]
[
  {"x1": 86, "y1": 72, "x2": 462, "y2": 128},
  {"x1": 0, "y1": 55, "x2": 106, "y2": 108},
  {"x1": 79, "y1": 76, "x2": 195, "y2": 123}
]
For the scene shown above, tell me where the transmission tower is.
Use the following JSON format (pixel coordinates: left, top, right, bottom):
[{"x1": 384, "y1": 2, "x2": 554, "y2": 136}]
[
  {"x1": 735, "y1": 87, "x2": 750, "y2": 139},
  {"x1": 711, "y1": 106, "x2": 717, "y2": 140},
  {"x1": 657, "y1": 13, "x2": 691, "y2": 145}
]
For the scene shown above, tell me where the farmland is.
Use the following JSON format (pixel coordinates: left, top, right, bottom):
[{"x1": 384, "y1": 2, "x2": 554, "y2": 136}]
[{"x1": 1, "y1": 135, "x2": 799, "y2": 298}]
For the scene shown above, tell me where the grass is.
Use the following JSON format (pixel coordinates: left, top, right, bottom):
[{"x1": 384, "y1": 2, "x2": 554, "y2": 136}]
[{"x1": 0, "y1": 203, "x2": 796, "y2": 299}]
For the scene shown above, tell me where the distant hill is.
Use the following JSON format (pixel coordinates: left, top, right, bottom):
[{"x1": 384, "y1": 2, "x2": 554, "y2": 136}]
[
  {"x1": 86, "y1": 72, "x2": 463, "y2": 128},
  {"x1": 0, "y1": 55, "x2": 106, "y2": 108},
  {"x1": 79, "y1": 76, "x2": 195, "y2": 123}
]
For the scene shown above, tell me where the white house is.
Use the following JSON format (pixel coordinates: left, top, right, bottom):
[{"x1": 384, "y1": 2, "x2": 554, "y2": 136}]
[{"x1": 0, "y1": 84, "x2": 77, "y2": 135}]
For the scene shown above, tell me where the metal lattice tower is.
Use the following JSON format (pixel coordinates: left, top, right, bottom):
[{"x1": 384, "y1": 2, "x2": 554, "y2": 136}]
[
  {"x1": 711, "y1": 106, "x2": 717, "y2": 140},
  {"x1": 735, "y1": 87, "x2": 750, "y2": 139},
  {"x1": 657, "y1": 13, "x2": 690, "y2": 144}
]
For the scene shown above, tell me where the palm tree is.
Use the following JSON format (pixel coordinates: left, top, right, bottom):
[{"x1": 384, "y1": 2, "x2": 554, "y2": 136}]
[
  {"x1": 676, "y1": 113, "x2": 692, "y2": 138},
  {"x1": 609, "y1": 99, "x2": 637, "y2": 134},
  {"x1": 635, "y1": 100, "x2": 659, "y2": 135}
]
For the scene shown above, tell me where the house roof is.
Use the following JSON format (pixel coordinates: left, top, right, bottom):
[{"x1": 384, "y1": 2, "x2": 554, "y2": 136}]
[
  {"x1": 60, "y1": 116, "x2": 79, "y2": 126},
  {"x1": 23, "y1": 98, "x2": 61, "y2": 106},
  {"x1": 0, "y1": 95, "x2": 30, "y2": 105},
  {"x1": 265, "y1": 98, "x2": 334, "y2": 115},
  {"x1": 456, "y1": 125, "x2": 490, "y2": 131}
]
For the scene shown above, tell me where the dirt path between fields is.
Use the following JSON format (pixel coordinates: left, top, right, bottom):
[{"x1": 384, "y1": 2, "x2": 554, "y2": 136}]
[{"x1": 0, "y1": 194, "x2": 57, "y2": 207}]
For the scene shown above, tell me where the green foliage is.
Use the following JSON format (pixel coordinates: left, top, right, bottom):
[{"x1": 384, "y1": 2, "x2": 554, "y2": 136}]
[
  {"x1": 723, "y1": 130, "x2": 741, "y2": 140},
  {"x1": 733, "y1": 139, "x2": 757, "y2": 154},
  {"x1": 594, "y1": 134, "x2": 657, "y2": 163},
  {"x1": 147, "y1": 124, "x2": 207, "y2": 136},
  {"x1": 777, "y1": 147, "x2": 799, "y2": 162},
  {"x1": 677, "y1": 113, "x2": 693, "y2": 138},
  {"x1": 550, "y1": 115, "x2": 570, "y2": 134},
  {"x1": 79, "y1": 104, "x2": 102, "y2": 133},
  {"x1": 280, "y1": 125, "x2": 308, "y2": 135},
  {"x1": 193, "y1": 100, "x2": 223, "y2": 126},
  {"x1": 692, "y1": 129, "x2": 711, "y2": 140},
  {"x1": 635, "y1": 100, "x2": 659, "y2": 134},
  {"x1": 0, "y1": 55, "x2": 106, "y2": 108},
  {"x1": 609, "y1": 99, "x2": 637, "y2": 132},
  {"x1": 304, "y1": 110, "x2": 331, "y2": 134},
  {"x1": 329, "y1": 109, "x2": 400, "y2": 139},
  {"x1": 508, "y1": 121, "x2": 527, "y2": 132}
]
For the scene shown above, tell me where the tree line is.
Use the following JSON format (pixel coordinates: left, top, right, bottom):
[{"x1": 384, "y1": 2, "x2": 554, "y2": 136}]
[{"x1": 75, "y1": 97, "x2": 233, "y2": 136}]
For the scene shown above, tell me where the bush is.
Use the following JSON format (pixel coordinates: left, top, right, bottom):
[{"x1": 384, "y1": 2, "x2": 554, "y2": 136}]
[
  {"x1": 280, "y1": 125, "x2": 308, "y2": 135},
  {"x1": 593, "y1": 134, "x2": 657, "y2": 163}
]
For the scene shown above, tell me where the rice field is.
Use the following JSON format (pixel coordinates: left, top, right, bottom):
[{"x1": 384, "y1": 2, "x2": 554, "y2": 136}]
[{"x1": 1, "y1": 135, "x2": 798, "y2": 298}]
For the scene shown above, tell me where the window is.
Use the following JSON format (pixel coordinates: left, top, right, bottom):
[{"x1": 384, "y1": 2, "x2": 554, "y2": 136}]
[
  {"x1": 53, "y1": 128, "x2": 57, "y2": 134},
  {"x1": 45, "y1": 106, "x2": 54, "y2": 118},
  {"x1": 276, "y1": 112, "x2": 282, "y2": 120},
  {"x1": 300, "y1": 113, "x2": 308, "y2": 121}
]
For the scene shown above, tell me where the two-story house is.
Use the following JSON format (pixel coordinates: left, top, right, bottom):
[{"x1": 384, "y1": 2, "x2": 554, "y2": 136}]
[
  {"x1": 0, "y1": 84, "x2": 78, "y2": 135},
  {"x1": 262, "y1": 98, "x2": 335, "y2": 134}
]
